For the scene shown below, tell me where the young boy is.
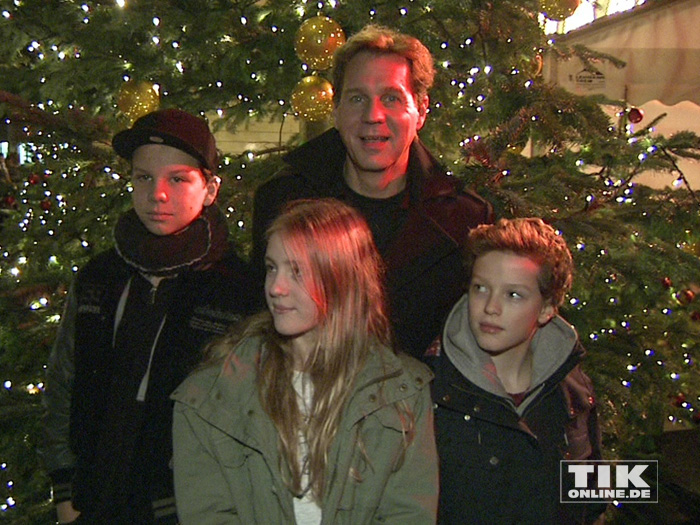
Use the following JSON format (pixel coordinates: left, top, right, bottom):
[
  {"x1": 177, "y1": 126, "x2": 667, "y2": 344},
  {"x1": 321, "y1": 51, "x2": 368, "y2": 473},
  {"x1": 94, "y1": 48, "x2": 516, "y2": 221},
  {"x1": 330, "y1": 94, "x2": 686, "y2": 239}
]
[
  {"x1": 40, "y1": 109, "x2": 258, "y2": 524},
  {"x1": 429, "y1": 217, "x2": 605, "y2": 524}
]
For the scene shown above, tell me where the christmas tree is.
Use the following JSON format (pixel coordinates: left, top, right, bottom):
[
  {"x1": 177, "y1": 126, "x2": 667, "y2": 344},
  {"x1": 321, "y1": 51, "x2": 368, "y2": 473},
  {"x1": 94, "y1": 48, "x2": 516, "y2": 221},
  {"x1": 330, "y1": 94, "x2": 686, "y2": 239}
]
[{"x1": 1, "y1": 0, "x2": 699, "y2": 522}]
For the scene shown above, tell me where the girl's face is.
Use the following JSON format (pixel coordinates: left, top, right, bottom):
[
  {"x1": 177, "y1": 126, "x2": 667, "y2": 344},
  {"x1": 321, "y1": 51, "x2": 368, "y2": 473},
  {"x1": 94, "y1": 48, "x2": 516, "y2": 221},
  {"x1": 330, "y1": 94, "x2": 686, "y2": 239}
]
[
  {"x1": 130, "y1": 144, "x2": 218, "y2": 236},
  {"x1": 468, "y1": 250, "x2": 554, "y2": 358},
  {"x1": 265, "y1": 232, "x2": 320, "y2": 360}
]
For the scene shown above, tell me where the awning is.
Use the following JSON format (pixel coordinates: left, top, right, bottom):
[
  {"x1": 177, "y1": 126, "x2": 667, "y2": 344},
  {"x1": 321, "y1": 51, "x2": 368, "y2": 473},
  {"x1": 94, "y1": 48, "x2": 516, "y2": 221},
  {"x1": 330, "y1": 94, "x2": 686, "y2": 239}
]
[{"x1": 545, "y1": 0, "x2": 700, "y2": 106}]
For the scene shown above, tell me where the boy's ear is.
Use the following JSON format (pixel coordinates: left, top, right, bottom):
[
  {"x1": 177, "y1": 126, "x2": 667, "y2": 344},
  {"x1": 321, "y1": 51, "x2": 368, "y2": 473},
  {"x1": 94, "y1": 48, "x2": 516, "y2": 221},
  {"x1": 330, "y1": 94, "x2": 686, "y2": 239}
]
[
  {"x1": 538, "y1": 303, "x2": 556, "y2": 326},
  {"x1": 203, "y1": 175, "x2": 220, "y2": 207}
]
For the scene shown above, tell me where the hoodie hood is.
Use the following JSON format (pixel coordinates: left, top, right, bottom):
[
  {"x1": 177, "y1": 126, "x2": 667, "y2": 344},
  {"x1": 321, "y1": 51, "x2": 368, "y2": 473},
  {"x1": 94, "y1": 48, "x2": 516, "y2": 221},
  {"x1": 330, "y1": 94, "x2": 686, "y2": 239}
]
[{"x1": 442, "y1": 293, "x2": 579, "y2": 401}]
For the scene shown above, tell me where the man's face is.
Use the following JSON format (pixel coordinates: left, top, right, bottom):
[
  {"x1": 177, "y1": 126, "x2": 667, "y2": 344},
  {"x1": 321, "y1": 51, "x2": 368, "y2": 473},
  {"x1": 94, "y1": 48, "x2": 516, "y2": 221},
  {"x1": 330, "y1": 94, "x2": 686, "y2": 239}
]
[
  {"x1": 130, "y1": 143, "x2": 218, "y2": 236},
  {"x1": 333, "y1": 51, "x2": 428, "y2": 187}
]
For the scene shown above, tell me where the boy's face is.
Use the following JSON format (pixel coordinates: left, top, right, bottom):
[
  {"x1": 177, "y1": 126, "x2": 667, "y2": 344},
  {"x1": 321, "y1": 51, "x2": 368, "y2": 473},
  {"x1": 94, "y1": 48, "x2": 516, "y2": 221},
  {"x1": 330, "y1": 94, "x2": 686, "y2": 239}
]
[
  {"x1": 468, "y1": 250, "x2": 554, "y2": 358},
  {"x1": 130, "y1": 143, "x2": 219, "y2": 236}
]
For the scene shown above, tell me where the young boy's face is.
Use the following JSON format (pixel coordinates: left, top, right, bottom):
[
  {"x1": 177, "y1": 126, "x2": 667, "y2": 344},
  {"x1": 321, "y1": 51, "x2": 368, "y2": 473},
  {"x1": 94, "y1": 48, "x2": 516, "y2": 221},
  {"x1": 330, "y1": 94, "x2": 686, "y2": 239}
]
[
  {"x1": 130, "y1": 143, "x2": 219, "y2": 236},
  {"x1": 468, "y1": 250, "x2": 554, "y2": 358}
]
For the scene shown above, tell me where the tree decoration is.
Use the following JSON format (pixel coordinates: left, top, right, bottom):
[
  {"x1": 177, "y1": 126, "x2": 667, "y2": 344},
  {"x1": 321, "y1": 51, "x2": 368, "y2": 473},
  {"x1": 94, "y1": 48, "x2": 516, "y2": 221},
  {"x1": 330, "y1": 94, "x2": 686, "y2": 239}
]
[
  {"x1": 529, "y1": 53, "x2": 544, "y2": 77},
  {"x1": 464, "y1": 140, "x2": 495, "y2": 169},
  {"x1": 3, "y1": 194, "x2": 16, "y2": 208},
  {"x1": 628, "y1": 107, "x2": 644, "y2": 124},
  {"x1": 671, "y1": 392, "x2": 686, "y2": 407},
  {"x1": 39, "y1": 198, "x2": 51, "y2": 211},
  {"x1": 294, "y1": 16, "x2": 346, "y2": 71},
  {"x1": 291, "y1": 75, "x2": 334, "y2": 121},
  {"x1": 691, "y1": 311, "x2": 700, "y2": 322},
  {"x1": 27, "y1": 173, "x2": 41, "y2": 185},
  {"x1": 662, "y1": 277, "x2": 673, "y2": 289},
  {"x1": 676, "y1": 289, "x2": 696, "y2": 306},
  {"x1": 117, "y1": 81, "x2": 160, "y2": 123},
  {"x1": 681, "y1": 241, "x2": 700, "y2": 256},
  {"x1": 540, "y1": 0, "x2": 580, "y2": 21}
]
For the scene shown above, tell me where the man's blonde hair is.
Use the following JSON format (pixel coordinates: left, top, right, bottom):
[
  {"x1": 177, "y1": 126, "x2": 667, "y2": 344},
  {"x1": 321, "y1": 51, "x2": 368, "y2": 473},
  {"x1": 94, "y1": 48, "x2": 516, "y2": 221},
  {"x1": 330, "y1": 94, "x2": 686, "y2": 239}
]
[{"x1": 332, "y1": 24, "x2": 435, "y2": 104}]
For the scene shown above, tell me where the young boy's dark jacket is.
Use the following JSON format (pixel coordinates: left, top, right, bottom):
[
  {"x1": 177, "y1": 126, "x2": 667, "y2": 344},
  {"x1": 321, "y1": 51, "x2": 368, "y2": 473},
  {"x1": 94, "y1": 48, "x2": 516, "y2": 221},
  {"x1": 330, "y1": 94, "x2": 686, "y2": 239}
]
[
  {"x1": 40, "y1": 206, "x2": 258, "y2": 524},
  {"x1": 428, "y1": 294, "x2": 606, "y2": 524}
]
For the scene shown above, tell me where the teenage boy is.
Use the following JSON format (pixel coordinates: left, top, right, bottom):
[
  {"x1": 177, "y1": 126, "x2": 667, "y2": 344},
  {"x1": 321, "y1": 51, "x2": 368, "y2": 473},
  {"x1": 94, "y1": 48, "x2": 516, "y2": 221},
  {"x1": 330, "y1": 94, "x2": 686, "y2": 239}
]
[
  {"x1": 40, "y1": 109, "x2": 258, "y2": 524},
  {"x1": 429, "y1": 217, "x2": 605, "y2": 524}
]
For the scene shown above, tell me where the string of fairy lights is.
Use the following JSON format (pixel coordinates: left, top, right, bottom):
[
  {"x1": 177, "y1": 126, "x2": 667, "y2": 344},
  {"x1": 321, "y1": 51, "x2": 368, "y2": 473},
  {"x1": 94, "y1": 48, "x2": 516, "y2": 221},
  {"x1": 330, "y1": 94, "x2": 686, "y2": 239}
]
[
  {"x1": 0, "y1": 0, "x2": 697, "y2": 516},
  {"x1": 0, "y1": 1, "x2": 695, "y2": 395}
]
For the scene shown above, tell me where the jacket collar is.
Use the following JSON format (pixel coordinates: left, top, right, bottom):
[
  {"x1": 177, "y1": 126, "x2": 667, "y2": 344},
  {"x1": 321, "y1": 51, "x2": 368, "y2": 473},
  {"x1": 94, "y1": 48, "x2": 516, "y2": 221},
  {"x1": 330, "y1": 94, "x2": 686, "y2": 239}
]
[
  {"x1": 432, "y1": 331, "x2": 584, "y2": 425},
  {"x1": 172, "y1": 337, "x2": 432, "y2": 440},
  {"x1": 171, "y1": 337, "x2": 276, "y2": 455},
  {"x1": 342, "y1": 345, "x2": 432, "y2": 428},
  {"x1": 282, "y1": 128, "x2": 460, "y2": 205},
  {"x1": 442, "y1": 293, "x2": 583, "y2": 399}
]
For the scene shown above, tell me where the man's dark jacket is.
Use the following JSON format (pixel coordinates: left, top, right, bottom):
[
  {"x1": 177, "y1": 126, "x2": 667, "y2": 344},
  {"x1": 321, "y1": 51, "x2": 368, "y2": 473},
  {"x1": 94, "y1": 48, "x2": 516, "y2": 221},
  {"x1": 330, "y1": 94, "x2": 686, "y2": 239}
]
[{"x1": 252, "y1": 128, "x2": 493, "y2": 359}]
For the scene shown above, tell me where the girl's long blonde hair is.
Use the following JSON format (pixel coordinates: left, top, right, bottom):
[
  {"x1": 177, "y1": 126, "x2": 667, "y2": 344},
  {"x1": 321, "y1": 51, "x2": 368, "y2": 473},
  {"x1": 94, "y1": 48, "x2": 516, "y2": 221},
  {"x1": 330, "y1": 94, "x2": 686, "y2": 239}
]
[{"x1": 226, "y1": 199, "x2": 391, "y2": 501}]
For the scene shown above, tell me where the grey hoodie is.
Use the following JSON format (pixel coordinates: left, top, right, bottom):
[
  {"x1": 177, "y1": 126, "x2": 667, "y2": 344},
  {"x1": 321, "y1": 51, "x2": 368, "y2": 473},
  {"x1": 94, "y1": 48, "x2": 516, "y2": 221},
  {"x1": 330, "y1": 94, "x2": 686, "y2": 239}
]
[{"x1": 442, "y1": 293, "x2": 579, "y2": 415}]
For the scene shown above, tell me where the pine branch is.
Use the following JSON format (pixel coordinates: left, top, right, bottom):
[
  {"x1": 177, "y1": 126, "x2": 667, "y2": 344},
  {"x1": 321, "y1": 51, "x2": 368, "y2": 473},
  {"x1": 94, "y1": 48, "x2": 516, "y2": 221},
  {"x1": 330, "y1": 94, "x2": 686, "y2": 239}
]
[{"x1": 0, "y1": 90, "x2": 112, "y2": 153}]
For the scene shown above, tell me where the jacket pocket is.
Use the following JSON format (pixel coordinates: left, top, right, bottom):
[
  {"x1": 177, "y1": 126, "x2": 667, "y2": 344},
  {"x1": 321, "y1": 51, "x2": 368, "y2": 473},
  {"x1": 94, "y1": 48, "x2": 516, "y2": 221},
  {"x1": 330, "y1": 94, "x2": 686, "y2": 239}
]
[
  {"x1": 435, "y1": 408, "x2": 511, "y2": 493},
  {"x1": 371, "y1": 402, "x2": 413, "y2": 432},
  {"x1": 564, "y1": 417, "x2": 593, "y2": 460},
  {"x1": 209, "y1": 429, "x2": 253, "y2": 467}
]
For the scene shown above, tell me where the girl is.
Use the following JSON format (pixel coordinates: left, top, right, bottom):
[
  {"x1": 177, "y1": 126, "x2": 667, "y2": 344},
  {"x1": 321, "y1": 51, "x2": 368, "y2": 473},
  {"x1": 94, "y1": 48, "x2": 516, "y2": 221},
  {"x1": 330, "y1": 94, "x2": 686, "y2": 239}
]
[{"x1": 172, "y1": 198, "x2": 438, "y2": 524}]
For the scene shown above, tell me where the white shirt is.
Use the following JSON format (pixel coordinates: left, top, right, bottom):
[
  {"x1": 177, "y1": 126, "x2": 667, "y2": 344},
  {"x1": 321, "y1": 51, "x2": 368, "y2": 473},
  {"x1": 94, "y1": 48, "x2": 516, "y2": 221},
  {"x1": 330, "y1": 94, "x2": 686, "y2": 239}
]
[{"x1": 292, "y1": 371, "x2": 322, "y2": 525}]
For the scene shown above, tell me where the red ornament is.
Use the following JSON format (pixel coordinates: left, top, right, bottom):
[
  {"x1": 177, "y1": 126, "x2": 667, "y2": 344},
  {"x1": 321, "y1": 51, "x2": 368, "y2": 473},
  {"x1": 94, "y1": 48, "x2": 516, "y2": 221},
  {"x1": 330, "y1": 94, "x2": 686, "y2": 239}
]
[
  {"x1": 672, "y1": 392, "x2": 686, "y2": 407},
  {"x1": 2, "y1": 195, "x2": 16, "y2": 208},
  {"x1": 628, "y1": 107, "x2": 644, "y2": 124},
  {"x1": 40, "y1": 198, "x2": 52, "y2": 211},
  {"x1": 691, "y1": 311, "x2": 700, "y2": 322},
  {"x1": 662, "y1": 277, "x2": 673, "y2": 289},
  {"x1": 464, "y1": 141, "x2": 493, "y2": 167},
  {"x1": 677, "y1": 289, "x2": 696, "y2": 305},
  {"x1": 28, "y1": 173, "x2": 41, "y2": 185}
]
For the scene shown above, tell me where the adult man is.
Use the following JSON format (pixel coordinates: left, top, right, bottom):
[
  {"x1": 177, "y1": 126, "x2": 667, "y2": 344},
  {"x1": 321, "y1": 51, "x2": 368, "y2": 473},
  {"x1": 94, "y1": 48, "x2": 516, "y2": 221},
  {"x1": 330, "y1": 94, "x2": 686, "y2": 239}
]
[{"x1": 253, "y1": 25, "x2": 493, "y2": 359}]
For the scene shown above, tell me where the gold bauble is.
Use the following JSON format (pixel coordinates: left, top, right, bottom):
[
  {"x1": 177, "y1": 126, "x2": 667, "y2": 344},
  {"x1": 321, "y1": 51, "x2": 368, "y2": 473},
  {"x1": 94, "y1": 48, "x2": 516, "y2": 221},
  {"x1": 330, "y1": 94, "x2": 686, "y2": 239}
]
[
  {"x1": 117, "y1": 81, "x2": 160, "y2": 123},
  {"x1": 291, "y1": 76, "x2": 334, "y2": 122},
  {"x1": 294, "y1": 16, "x2": 346, "y2": 70},
  {"x1": 540, "y1": 0, "x2": 580, "y2": 21}
]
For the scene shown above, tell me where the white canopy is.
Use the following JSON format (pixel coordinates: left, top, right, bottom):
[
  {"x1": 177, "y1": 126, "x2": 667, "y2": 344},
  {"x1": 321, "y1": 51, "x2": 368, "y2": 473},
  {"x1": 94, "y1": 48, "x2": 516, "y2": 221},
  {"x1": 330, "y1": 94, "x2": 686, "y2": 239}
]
[{"x1": 545, "y1": 0, "x2": 700, "y2": 106}]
